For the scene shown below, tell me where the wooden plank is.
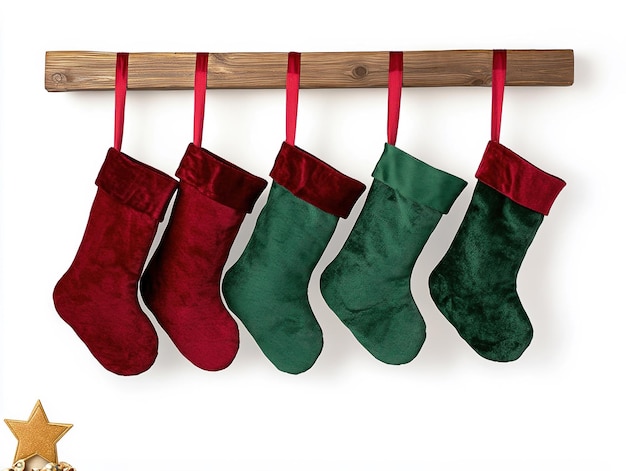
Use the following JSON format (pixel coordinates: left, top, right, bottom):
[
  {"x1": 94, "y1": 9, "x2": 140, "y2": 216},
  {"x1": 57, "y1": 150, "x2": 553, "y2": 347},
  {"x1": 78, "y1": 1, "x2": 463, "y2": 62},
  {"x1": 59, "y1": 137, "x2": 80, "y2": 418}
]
[{"x1": 45, "y1": 50, "x2": 574, "y2": 91}]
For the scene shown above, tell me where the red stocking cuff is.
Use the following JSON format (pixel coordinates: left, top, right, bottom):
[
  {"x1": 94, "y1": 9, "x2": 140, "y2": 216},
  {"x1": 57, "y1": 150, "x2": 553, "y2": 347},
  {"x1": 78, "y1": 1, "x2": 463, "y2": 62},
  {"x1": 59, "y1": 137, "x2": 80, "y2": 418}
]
[
  {"x1": 96, "y1": 148, "x2": 178, "y2": 221},
  {"x1": 270, "y1": 142, "x2": 366, "y2": 218},
  {"x1": 476, "y1": 141, "x2": 566, "y2": 215},
  {"x1": 176, "y1": 144, "x2": 268, "y2": 213}
]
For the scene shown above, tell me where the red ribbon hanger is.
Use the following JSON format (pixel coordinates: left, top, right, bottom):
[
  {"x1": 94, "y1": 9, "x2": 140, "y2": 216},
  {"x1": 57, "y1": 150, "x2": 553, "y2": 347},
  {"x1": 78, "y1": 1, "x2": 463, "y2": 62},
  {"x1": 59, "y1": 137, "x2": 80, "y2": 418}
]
[
  {"x1": 194, "y1": 53, "x2": 209, "y2": 148},
  {"x1": 113, "y1": 52, "x2": 129, "y2": 151},
  {"x1": 387, "y1": 51, "x2": 403, "y2": 146},
  {"x1": 491, "y1": 49, "x2": 507, "y2": 143},
  {"x1": 285, "y1": 52, "x2": 301, "y2": 146}
]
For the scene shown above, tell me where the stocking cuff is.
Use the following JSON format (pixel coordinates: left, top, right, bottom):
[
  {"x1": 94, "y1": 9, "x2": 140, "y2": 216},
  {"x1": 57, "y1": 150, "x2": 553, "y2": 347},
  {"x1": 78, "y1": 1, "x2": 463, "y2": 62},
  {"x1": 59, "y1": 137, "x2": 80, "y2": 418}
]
[
  {"x1": 176, "y1": 143, "x2": 268, "y2": 213},
  {"x1": 270, "y1": 142, "x2": 366, "y2": 218},
  {"x1": 372, "y1": 143, "x2": 467, "y2": 214},
  {"x1": 96, "y1": 148, "x2": 178, "y2": 221},
  {"x1": 476, "y1": 141, "x2": 566, "y2": 215}
]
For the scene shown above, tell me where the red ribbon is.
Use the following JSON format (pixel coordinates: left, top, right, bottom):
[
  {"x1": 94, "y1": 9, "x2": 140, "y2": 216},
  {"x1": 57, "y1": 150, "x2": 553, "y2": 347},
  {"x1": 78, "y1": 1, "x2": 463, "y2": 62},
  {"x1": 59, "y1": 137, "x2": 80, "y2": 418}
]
[
  {"x1": 286, "y1": 52, "x2": 301, "y2": 146},
  {"x1": 387, "y1": 51, "x2": 403, "y2": 146},
  {"x1": 491, "y1": 49, "x2": 507, "y2": 143},
  {"x1": 114, "y1": 52, "x2": 129, "y2": 151},
  {"x1": 194, "y1": 53, "x2": 209, "y2": 148}
]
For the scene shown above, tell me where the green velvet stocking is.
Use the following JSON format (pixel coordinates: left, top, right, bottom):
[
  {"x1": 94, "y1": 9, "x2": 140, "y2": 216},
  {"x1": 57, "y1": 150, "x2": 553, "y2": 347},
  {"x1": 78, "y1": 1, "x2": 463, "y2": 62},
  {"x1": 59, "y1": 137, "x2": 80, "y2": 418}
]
[
  {"x1": 429, "y1": 182, "x2": 541, "y2": 361},
  {"x1": 428, "y1": 141, "x2": 565, "y2": 362},
  {"x1": 222, "y1": 143, "x2": 365, "y2": 374},
  {"x1": 320, "y1": 144, "x2": 467, "y2": 364}
]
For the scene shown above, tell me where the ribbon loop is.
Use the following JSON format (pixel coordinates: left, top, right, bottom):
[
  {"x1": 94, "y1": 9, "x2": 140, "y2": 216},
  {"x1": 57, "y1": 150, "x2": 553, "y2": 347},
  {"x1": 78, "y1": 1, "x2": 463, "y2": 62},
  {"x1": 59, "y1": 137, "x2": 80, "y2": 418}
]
[
  {"x1": 114, "y1": 52, "x2": 129, "y2": 151},
  {"x1": 387, "y1": 51, "x2": 403, "y2": 146},
  {"x1": 491, "y1": 49, "x2": 507, "y2": 143},
  {"x1": 193, "y1": 53, "x2": 209, "y2": 148},
  {"x1": 286, "y1": 52, "x2": 301, "y2": 146}
]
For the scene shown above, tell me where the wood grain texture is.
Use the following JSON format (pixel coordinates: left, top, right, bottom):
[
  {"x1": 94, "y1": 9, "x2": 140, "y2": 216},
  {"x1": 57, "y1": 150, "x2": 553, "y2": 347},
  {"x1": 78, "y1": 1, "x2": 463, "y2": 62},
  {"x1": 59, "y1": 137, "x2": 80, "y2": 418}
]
[{"x1": 45, "y1": 50, "x2": 574, "y2": 91}]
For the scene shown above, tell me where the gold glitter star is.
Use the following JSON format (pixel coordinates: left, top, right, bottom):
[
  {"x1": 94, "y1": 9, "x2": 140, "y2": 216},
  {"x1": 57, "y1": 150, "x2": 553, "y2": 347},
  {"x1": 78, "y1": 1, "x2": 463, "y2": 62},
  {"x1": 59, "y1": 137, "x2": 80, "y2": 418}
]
[{"x1": 4, "y1": 400, "x2": 73, "y2": 463}]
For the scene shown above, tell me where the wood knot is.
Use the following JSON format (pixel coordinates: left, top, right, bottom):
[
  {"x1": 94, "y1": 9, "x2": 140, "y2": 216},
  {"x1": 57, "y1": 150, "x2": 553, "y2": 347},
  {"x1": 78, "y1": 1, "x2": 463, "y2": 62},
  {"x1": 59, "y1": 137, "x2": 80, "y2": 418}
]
[
  {"x1": 51, "y1": 73, "x2": 67, "y2": 83},
  {"x1": 470, "y1": 76, "x2": 488, "y2": 86},
  {"x1": 352, "y1": 65, "x2": 368, "y2": 79}
]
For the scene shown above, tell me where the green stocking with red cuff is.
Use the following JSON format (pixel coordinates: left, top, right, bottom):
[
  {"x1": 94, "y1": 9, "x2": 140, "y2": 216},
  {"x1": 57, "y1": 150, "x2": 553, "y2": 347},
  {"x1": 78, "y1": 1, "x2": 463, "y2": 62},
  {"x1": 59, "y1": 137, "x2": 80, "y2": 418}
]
[
  {"x1": 222, "y1": 52, "x2": 365, "y2": 374},
  {"x1": 222, "y1": 143, "x2": 365, "y2": 374},
  {"x1": 428, "y1": 142, "x2": 565, "y2": 361},
  {"x1": 428, "y1": 50, "x2": 566, "y2": 362}
]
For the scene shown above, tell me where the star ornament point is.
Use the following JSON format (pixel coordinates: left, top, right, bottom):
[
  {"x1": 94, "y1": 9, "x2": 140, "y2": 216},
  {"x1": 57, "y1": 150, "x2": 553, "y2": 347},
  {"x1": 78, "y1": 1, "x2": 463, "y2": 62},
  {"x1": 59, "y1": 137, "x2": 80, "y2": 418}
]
[{"x1": 4, "y1": 400, "x2": 73, "y2": 464}]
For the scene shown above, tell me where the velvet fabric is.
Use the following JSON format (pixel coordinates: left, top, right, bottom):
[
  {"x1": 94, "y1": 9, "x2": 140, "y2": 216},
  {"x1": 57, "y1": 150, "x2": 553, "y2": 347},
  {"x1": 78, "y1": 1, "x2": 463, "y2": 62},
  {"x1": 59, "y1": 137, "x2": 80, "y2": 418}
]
[
  {"x1": 222, "y1": 144, "x2": 366, "y2": 374},
  {"x1": 53, "y1": 147, "x2": 178, "y2": 375},
  {"x1": 140, "y1": 143, "x2": 267, "y2": 371},
  {"x1": 320, "y1": 144, "x2": 467, "y2": 364},
  {"x1": 175, "y1": 143, "x2": 268, "y2": 213},
  {"x1": 429, "y1": 145, "x2": 566, "y2": 362},
  {"x1": 477, "y1": 141, "x2": 566, "y2": 215},
  {"x1": 429, "y1": 182, "x2": 544, "y2": 361},
  {"x1": 270, "y1": 142, "x2": 367, "y2": 218}
]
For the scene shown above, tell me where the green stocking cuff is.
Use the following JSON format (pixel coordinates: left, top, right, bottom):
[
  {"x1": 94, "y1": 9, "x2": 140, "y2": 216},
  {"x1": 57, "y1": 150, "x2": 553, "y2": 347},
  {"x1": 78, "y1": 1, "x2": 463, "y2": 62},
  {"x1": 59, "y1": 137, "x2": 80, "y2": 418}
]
[{"x1": 372, "y1": 144, "x2": 467, "y2": 214}]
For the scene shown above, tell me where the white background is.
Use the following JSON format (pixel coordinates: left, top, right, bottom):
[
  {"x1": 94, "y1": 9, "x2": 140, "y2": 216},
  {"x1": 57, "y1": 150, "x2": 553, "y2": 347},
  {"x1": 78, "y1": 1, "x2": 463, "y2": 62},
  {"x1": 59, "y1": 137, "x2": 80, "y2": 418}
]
[{"x1": 1, "y1": 1, "x2": 623, "y2": 469}]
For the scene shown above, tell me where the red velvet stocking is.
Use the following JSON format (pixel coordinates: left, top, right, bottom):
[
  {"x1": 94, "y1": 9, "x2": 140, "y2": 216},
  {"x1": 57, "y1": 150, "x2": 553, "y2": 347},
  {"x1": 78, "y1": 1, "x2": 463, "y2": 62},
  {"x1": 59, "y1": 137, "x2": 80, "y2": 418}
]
[
  {"x1": 53, "y1": 148, "x2": 178, "y2": 375},
  {"x1": 140, "y1": 143, "x2": 267, "y2": 370}
]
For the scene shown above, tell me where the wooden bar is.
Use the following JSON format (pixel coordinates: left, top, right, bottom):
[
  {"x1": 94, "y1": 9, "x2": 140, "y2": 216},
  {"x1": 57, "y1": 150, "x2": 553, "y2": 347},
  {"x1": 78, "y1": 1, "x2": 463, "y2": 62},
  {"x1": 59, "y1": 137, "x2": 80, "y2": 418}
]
[{"x1": 45, "y1": 50, "x2": 574, "y2": 91}]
